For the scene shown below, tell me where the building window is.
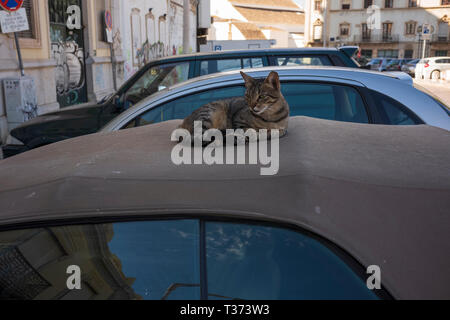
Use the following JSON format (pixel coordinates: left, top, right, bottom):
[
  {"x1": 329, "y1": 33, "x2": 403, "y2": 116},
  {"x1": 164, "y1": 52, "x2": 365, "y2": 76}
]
[
  {"x1": 146, "y1": 12, "x2": 156, "y2": 44},
  {"x1": 131, "y1": 8, "x2": 142, "y2": 67},
  {"x1": 437, "y1": 21, "x2": 449, "y2": 41},
  {"x1": 405, "y1": 21, "x2": 417, "y2": 35},
  {"x1": 435, "y1": 50, "x2": 448, "y2": 56},
  {"x1": 404, "y1": 49, "x2": 413, "y2": 58},
  {"x1": 382, "y1": 22, "x2": 393, "y2": 40},
  {"x1": 408, "y1": 0, "x2": 417, "y2": 7},
  {"x1": 361, "y1": 49, "x2": 373, "y2": 58},
  {"x1": 340, "y1": 23, "x2": 350, "y2": 37},
  {"x1": 378, "y1": 49, "x2": 398, "y2": 58},
  {"x1": 364, "y1": 0, "x2": 373, "y2": 8},
  {"x1": 314, "y1": 0, "x2": 322, "y2": 11},
  {"x1": 362, "y1": 23, "x2": 371, "y2": 40},
  {"x1": 385, "y1": 0, "x2": 393, "y2": 8},
  {"x1": 342, "y1": 0, "x2": 350, "y2": 9},
  {"x1": 158, "y1": 14, "x2": 167, "y2": 43}
]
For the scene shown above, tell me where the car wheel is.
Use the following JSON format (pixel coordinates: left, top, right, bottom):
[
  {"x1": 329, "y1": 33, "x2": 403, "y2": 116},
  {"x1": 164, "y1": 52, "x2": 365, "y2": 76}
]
[{"x1": 431, "y1": 70, "x2": 441, "y2": 80}]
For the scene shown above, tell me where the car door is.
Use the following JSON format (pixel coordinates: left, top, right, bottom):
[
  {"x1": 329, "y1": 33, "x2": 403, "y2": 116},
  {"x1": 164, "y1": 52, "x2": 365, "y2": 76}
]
[
  {"x1": 0, "y1": 218, "x2": 388, "y2": 300},
  {"x1": 119, "y1": 80, "x2": 371, "y2": 130}
]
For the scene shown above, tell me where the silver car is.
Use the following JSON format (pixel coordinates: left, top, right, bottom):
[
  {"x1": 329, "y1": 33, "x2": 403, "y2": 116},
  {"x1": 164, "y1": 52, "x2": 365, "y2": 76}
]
[{"x1": 102, "y1": 67, "x2": 450, "y2": 133}]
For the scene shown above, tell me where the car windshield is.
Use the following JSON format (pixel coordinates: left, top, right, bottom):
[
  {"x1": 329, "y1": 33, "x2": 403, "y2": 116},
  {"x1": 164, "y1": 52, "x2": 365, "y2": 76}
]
[
  {"x1": 414, "y1": 84, "x2": 450, "y2": 116},
  {"x1": 123, "y1": 62, "x2": 190, "y2": 107}
]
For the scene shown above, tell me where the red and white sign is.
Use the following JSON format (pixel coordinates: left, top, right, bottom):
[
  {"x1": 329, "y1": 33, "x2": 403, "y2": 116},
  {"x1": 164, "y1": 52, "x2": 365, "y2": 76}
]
[
  {"x1": 0, "y1": 7, "x2": 29, "y2": 33},
  {"x1": 0, "y1": 0, "x2": 24, "y2": 12}
]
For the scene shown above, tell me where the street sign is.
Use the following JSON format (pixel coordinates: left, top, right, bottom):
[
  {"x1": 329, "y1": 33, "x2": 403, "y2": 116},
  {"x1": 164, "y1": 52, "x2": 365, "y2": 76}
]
[
  {"x1": 0, "y1": 7, "x2": 29, "y2": 33},
  {"x1": 105, "y1": 10, "x2": 112, "y2": 31},
  {"x1": 0, "y1": 0, "x2": 23, "y2": 12},
  {"x1": 421, "y1": 24, "x2": 432, "y2": 40}
]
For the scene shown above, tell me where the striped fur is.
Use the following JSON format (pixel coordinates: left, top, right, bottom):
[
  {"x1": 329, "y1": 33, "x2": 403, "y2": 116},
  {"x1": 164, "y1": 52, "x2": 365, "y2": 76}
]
[{"x1": 180, "y1": 71, "x2": 290, "y2": 138}]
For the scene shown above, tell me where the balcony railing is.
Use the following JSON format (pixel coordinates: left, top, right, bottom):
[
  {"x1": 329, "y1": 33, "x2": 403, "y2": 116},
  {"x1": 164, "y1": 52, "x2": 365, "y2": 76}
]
[
  {"x1": 353, "y1": 34, "x2": 400, "y2": 43},
  {"x1": 431, "y1": 34, "x2": 449, "y2": 42}
]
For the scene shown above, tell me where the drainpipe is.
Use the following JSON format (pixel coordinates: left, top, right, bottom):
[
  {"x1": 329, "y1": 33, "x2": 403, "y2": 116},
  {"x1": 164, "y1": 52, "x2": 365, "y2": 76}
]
[{"x1": 183, "y1": 0, "x2": 190, "y2": 53}]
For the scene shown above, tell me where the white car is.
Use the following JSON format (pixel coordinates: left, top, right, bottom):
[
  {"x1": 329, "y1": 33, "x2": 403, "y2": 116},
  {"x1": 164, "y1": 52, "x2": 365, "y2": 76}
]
[{"x1": 415, "y1": 57, "x2": 450, "y2": 80}]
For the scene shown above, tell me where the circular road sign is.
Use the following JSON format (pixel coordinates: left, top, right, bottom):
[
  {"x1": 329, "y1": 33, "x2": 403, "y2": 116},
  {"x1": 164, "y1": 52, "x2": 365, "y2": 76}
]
[
  {"x1": 105, "y1": 10, "x2": 112, "y2": 30},
  {"x1": 0, "y1": 0, "x2": 24, "y2": 12}
]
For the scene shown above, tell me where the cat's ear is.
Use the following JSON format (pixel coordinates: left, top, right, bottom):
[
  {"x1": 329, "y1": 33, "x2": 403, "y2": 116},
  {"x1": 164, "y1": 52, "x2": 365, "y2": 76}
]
[
  {"x1": 265, "y1": 71, "x2": 280, "y2": 91},
  {"x1": 241, "y1": 71, "x2": 255, "y2": 88}
]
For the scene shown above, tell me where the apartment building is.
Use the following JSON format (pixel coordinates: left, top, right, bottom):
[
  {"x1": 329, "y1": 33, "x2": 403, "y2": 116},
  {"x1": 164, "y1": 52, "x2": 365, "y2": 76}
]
[
  {"x1": 209, "y1": 0, "x2": 305, "y2": 48},
  {"x1": 305, "y1": 0, "x2": 450, "y2": 58}
]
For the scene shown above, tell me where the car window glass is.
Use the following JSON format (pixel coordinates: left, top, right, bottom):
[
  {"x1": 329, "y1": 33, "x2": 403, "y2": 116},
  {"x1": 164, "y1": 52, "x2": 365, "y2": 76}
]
[
  {"x1": 243, "y1": 58, "x2": 264, "y2": 68},
  {"x1": 200, "y1": 59, "x2": 243, "y2": 76},
  {"x1": 130, "y1": 82, "x2": 369, "y2": 129},
  {"x1": 329, "y1": 55, "x2": 346, "y2": 67},
  {"x1": 283, "y1": 82, "x2": 369, "y2": 123},
  {"x1": 0, "y1": 221, "x2": 200, "y2": 300},
  {"x1": 206, "y1": 222, "x2": 379, "y2": 300},
  {"x1": 124, "y1": 62, "x2": 190, "y2": 106},
  {"x1": 274, "y1": 55, "x2": 332, "y2": 66},
  {"x1": 136, "y1": 86, "x2": 246, "y2": 127},
  {"x1": 371, "y1": 91, "x2": 420, "y2": 125}
]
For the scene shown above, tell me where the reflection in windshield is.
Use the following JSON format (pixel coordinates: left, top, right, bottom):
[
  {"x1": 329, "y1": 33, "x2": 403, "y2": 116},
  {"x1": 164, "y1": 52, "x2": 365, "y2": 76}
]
[
  {"x1": 0, "y1": 221, "x2": 200, "y2": 300},
  {"x1": 206, "y1": 222, "x2": 379, "y2": 300}
]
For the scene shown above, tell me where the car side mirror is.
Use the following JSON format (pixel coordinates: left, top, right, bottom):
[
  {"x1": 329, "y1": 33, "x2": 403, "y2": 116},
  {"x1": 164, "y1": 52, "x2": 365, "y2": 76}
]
[{"x1": 112, "y1": 95, "x2": 125, "y2": 113}]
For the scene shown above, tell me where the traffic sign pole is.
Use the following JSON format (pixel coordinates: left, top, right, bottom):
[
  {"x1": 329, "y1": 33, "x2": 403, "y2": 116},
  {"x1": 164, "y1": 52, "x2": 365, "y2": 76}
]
[
  {"x1": 13, "y1": 32, "x2": 24, "y2": 76},
  {"x1": 1, "y1": 0, "x2": 26, "y2": 76}
]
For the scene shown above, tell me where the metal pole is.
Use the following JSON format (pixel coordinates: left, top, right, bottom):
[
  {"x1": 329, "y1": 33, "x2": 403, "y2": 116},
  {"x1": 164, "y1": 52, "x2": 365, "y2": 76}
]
[
  {"x1": 13, "y1": 32, "x2": 25, "y2": 77},
  {"x1": 110, "y1": 43, "x2": 117, "y2": 91},
  {"x1": 422, "y1": 39, "x2": 426, "y2": 59}
]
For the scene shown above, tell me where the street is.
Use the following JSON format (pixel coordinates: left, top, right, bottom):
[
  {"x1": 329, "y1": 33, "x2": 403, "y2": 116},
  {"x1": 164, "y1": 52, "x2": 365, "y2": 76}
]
[{"x1": 414, "y1": 79, "x2": 450, "y2": 107}]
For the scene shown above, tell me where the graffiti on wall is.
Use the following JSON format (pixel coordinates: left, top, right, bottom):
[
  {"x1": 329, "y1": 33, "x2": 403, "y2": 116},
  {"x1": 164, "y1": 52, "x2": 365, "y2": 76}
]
[
  {"x1": 49, "y1": 0, "x2": 87, "y2": 107},
  {"x1": 51, "y1": 40, "x2": 85, "y2": 98}
]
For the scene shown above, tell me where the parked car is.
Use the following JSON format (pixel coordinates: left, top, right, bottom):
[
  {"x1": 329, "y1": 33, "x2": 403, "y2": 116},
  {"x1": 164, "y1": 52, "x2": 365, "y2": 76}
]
[
  {"x1": 401, "y1": 59, "x2": 420, "y2": 77},
  {"x1": 1, "y1": 47, "x2": 360, "y2": 158},
  {"x1": 415, "y1": 57, "x2": 450, "y2": 80},
  {"x1": 367, "y1": 58, "x2": 394, "y2": 72},
  {"x1": 101, "y1": 67, "x2": 450, "y2": 133},
  {"x1": 385, "y1": 59, "x2": 413, "y2": 71},
  {"x1": 0, "y1": 116, "x2": 449, "y2": 300}
]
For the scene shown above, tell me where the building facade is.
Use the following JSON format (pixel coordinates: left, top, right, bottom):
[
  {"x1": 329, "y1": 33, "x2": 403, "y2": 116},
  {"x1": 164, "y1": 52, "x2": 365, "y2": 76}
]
[
  {"x1": 0, "y1": 0, "x2": 209, "y2": 146},
  {"x1": 305, "y1": 0, "x2": 450, "y2": 59},
  {"x1": 209, "y1": 0, "x2": 305, "y2": 48},
  {"x1": 121, "y1": 0, "x2": 200, "y2": 80},
  {"x1": 0, "y1": 0, "x2": 126, "y2": 145}
]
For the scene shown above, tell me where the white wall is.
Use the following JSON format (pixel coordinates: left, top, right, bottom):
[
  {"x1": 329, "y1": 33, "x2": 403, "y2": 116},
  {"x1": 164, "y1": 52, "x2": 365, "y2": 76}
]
[{"x1": 121, "y1": 0, "x2": 198, "y2": 79}]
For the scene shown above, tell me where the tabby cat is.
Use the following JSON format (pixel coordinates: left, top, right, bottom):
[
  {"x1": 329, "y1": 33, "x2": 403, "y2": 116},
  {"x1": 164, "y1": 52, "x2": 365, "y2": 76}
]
[{"x1": 179, "y1": 71, "x2": 290, "y2": 140}]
